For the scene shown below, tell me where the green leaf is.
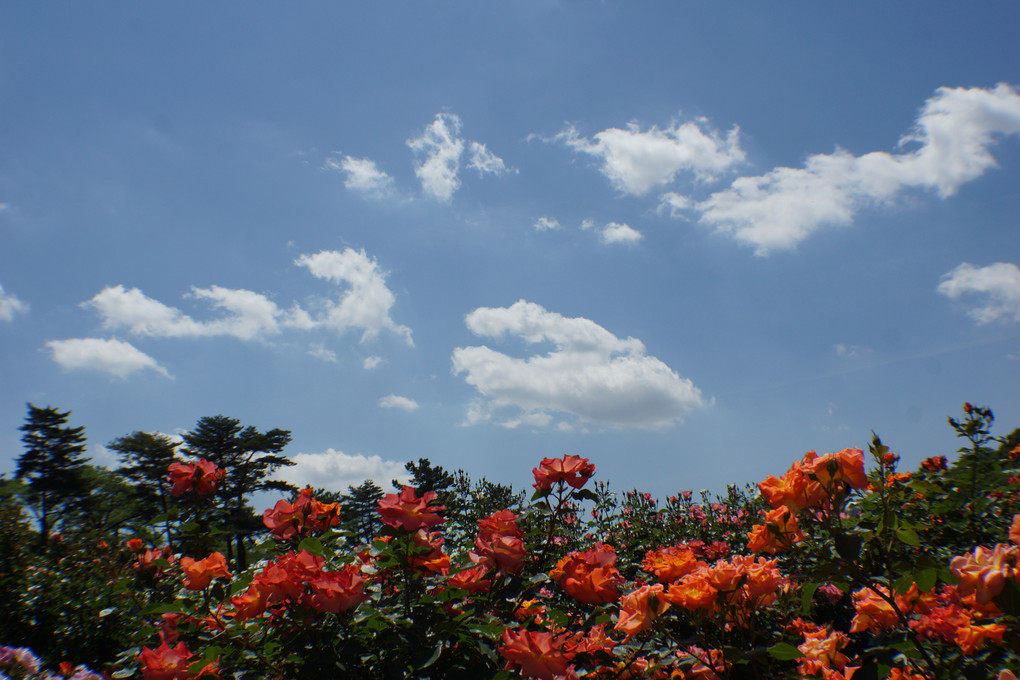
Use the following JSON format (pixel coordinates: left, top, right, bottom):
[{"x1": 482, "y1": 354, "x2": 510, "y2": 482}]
[
  {"x1": 112, "y1": 670, "x2": 135, "y2": 679},
  {"x1": 915, "y1": 567, "x2": 938, "y2": 593},
  {"x1": 895, "y1": 527, "x2": 920, "y2": 546},
  {"x1": 767, "y1": 642, "x2": 803, "y2": 661},
  {"x1": 800, "y1": 582, "x2": 820, "y2": 614},
  {"x1": 298, "y1": 536, "x2": 324, "y2": 557},
  {"x1": 892, "y1": 574, "x2": 915, "y2": 595},
  {"x1": 418, "y1": 641, "x2": 444, "y2": 669},
  {"x1": 98, "y1": 607, "x2": 116, "y2": 618},
  {"x1": 180, "y1": 521, "x2": 199, "y2": 533}
]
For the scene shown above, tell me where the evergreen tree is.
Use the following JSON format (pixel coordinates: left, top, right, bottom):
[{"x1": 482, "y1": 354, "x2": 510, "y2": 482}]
[
  {"x1": 181, "y1": 415, "x2": 295, "y2": 569},
  {"x1": 394, "y1": 457, "x2": 456, "y2": 500},
  {"x1": 15, "y1": 404, "x2": 92, "y2": 544},
  {"x1": 339, "y1": 480, "x2": 385, "y2": 544},
  {"x1": 108, "y1": 431, "x2": 180, "y2": 546}
]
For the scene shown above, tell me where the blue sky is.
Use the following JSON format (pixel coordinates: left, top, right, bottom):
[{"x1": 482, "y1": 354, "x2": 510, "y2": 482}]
[{"x1": 2, "y1": 2, "x2": 1019, "y2": 499}]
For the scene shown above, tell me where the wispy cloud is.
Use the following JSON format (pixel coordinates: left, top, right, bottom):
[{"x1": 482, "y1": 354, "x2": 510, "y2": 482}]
[
  {"x1": 45, "y1": 337, "x2": 170, "y2": 378},
  {"x1": 452, "y1": 300, "x2": 704, "y2": 429},
  {"x1": 533, "y1": 216, "x2": 561, "y2": 231},
  {"x1": 938, "y1": 261, "x2": 1020, "y2": 323},
  {"x1": 0, "y1": 283, "x2": 28, "y2": 321},
  {"x1": 363, "y1": 355, "x2": 383, "y2": 370},
  {"x1": 325, "y1": 155, "x2": 395, "y2": 198},
  {"x1": 379, "y1": 394, "x2": 419, "y2": 411},
  {"x1": 551, "y1": 115, "x2": 744, "y2": 196},
  {"x1": 407, "y1": 113, "x2": 509, "y2": 202},
  {"x1": 694, "y1": 84, "x2": 1020, "y2": 254}
]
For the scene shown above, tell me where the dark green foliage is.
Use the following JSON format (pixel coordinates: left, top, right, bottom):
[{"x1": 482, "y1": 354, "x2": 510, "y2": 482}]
[
  {"x1": 180, "y1": 415, "x2": 295, "y2": 569},
  {"x1": 15, "y1": 403, "x2": 93, "y2": 543},
  {"x1": 340, "y1": 479, "x2": 385, "y2": 544}
]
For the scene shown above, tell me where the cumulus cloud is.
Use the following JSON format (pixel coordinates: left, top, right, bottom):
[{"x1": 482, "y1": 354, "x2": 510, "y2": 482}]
[
  {"x1": 326, "y1": 155, "x2": 395, "y2": 197},
  {"x1": 379, "y1": 394, "x2": 419, "y2": 411},
  {"x1": 406, "y1": 113, "x2": 509, "y2": 201},
  {"x1": 86, "y1": 285, "x2": 283, "y2": 340},
  {"x1": 0, "y1": 283, "x2": 28, "y2": 321},
  {"x1": 695, "y1": 84, "x2": 1020, "y2": 254},
  {"x1": 553, "y1": 116, "x2": 744, "y2": 196},
  {"x1": 45, "y1": 337, "x2": 170, "y2": 378},
  {"x1": 275, "y1": 448, "x2": 410, "y2": 491},
  {"x1": 938, "y1": 261, "x2": 1020, "y2": 323},
  {"x1": 363, "y1": 355, "x2": 383, "y2": 370},
  {"x1": 601, "y1": 222, "x2": 643, "y2": 245},
  {"x1": 79, "y1": 249, "x2": 411, "y2": 363},
  {"x1": 533, "y1": 216, "x2": 561, "y2": 231},
  {"x1": 407, "y1": 113, "x2": 466, "y2": 202},
  {"x1": 294, "y1": 248, "x2": 413, "y2": 345},
  {"x1": 451, "y1": 300, "x2": 704, "y2": 429}
]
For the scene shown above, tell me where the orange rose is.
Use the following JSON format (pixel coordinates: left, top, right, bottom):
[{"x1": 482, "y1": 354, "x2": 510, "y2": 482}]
[
  {"x1": 614, "y1": 584, "x2": 669, "y2": 640},
  {"x1": 180, "y1": 552, "x2": 230, "y2": 591}
]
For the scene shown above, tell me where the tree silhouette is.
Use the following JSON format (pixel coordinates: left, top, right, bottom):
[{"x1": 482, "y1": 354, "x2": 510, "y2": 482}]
[
  {"x1": 16, "y1": 404, "x2": 92, "y2": 545},
  {"x1": 181, "y1": 415, "x2": 295, "y2": 569},
  {"x1": 108, "y1": 431, "x2": 180, "y2": 547},
  {"x1": 340, "y1": 480, "x2": 385, "y2": 544}
]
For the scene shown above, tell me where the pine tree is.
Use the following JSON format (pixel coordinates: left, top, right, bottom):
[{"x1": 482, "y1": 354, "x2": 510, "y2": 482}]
[
  {"x1": 16, "y1": 404, "x2": 92, "y2": 544},
  {"x1": 340, "y1": 480, "x2": 385, "y2": 544},
  {"x1": 181, "y1": 415, "x2": 295, "y2": 569},
  {"x1": 108, "y1": 431, "x2": 180, "y2": 546}
]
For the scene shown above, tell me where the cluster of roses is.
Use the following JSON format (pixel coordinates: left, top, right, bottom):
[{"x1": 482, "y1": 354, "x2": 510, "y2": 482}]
[
  {"x1": 261, "y1": 487, "x2": 340, "y2": 540},
  {"x1": 167, "y1": 459, "x2": 224, "y2": 497},
  {"x1": 231, "y1": 550, "x2": 368, "y2": 619}
]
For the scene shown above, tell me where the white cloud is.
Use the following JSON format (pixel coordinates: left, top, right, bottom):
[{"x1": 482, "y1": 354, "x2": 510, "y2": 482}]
[
  {"x1": 379, "y1": 394, "x2": 419, "y2": 411},
  {"x1": 327, "y1": 155, "x2": 395, "y2": 197},
  {"x1": 451, "y1": 300, "x2": 704, "y2": 429},
  {"x1": 498, "y1": 411, "x2": 553, "y2": 429},
  {"x1": 554, "y1": 116, "x2": 744, "y2": 196},
  {"x1": 695, "y1": 84, "x2": 1020, "y2": 254},
  {"x1": 45, "y1": 337, "x2": 170, "y2": 378},
  {"x1": 0, "y1": 283, "x2": 28, "y2": 321},
  {"x1": 533, "y1": 216, "x2": 561, "y2": 231},
  {"x1": 580, "y1": 218, "x2": 596, "y2": 230},
  {"x1": 294, "y1": 248, "x2": 413, "y2": 345},
  {"x1": 658, "y1": 191, "x2": 691, "y2": 216},
  {"x1": 407, "y1": 113, "x2": 466, "y2": 202},
  {"x1": 938, "y1": 261, "x2": 1020, "y2": 323},
  {"x1": 363, "y1": 355, "x2": 383, "y2": 370},
  {"x1": 834, "y1": 343, "x2": 871, "y2": 359},
  {"x1": 86, "y1": 285, "x2": 282, "y2": 340},
  {"x1": 601, "y1": 222, "x2": 643, "y2": 245},
  {"x1": 406, "y1": 113, "x2": 509, "y2": 201},
  {"x1": 467, "y1": 141, "x2": 512, "y2": 176},
  {"x1": 308, "y1": 343, "x2": 337, "y2": 362},
  {"x1": 275, "y1": 448, "x2": 410, "y2": 491}
]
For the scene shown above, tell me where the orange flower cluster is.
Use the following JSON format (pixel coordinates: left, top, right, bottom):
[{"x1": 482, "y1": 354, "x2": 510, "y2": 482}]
[
  {"x1": 134, "y1": 545, "x2": 175, "y2": 578},
  {"x1": 920, "y1": 455, "x2": 948, "y2": 472},
  {"x1": 138, "y1": 640, "x2": 218, "y2": 680},
  {"x1": 758, "y1": 448, "x2": 867, "y2": 512},
  {"x1": 746, "y1": 506, "x2": 806, "y2": 554},
  {"x1": 665, "y1": 554, "x2": 785, "y2": 623},
  {"x1": 796, "y1": 626, "x2": 852, "y2": 678},
  {"x1": 262, "y1": 487, "x2": 340, "y2": 540},
  {"x1": 469, "y1": 509, "x2": 527, "y2": 576},
  {"x1": 498, "y1": 624, "x2": 618, "y2": 680},
  {"x1": 852, "y1": 582, "x2": 1008, "y2": 657},
  {"x1": 179, "y1": 552, "x2": 231, "y2": 591},
  {"x1": 532, "y1": 454, "x2": 595, "y2": 491},
  {"x1": 641, "y1": 545, "x2": 704, "y2": 583},
  {"x1": 230, "y1": 549, "x2": 367, "y2": 620},
  {"x1": 167, "y1": 459, "x2": 224, "y2": 497},
  {"x1": 552, "y1": 544, "x2": 625, "y2": 604},
  {"x1": 408, "y1": 529, "x2": 450, "y2": 574},
  {"x1": 376, "y1": 486, "x2": 445, "y2": 532}
]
